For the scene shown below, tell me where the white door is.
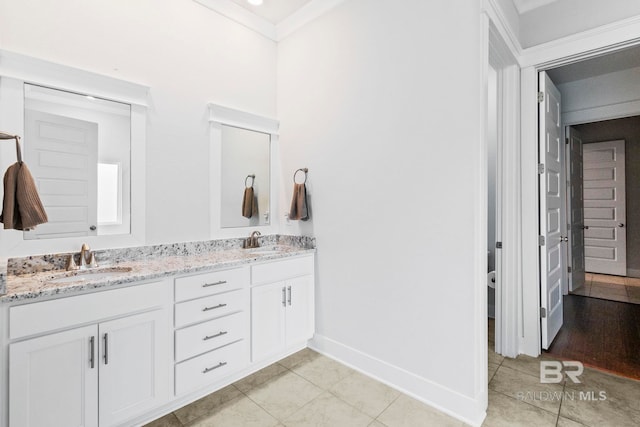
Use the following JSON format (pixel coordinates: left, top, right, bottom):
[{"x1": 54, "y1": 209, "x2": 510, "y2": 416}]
[
  {"x1": 567, "y1": 127, "x2": 585, "y2": 291},
  {"x1": 285, "y1": 276, "x2": 314, "y2": 345},
  {"x1": 539, "y1": 72, "x2": 566, "y2": 350},
  {"x1": 98, "y1": 310, "x2": 169, "y2": 427},
  {"x1": 9, "y1": 325, "x2": 99, "y2": 427},
  {"x1": 583, "y1": 140, "x2": 626, "y2": 276},
  {"x1": 251, "y1": 282, "x2": 286, "y2": 362},
  {"x1": 24, "y1": 109, "x2": 98, "y2": 239}
]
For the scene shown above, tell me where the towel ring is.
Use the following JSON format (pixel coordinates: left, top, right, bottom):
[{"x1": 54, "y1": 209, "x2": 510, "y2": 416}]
[
  {"x1": 245, "y1": 174, "x2": 255, "y2": 188},
  {"x1": 293, "y1": 168, "x2": 308, "y2": 184}
]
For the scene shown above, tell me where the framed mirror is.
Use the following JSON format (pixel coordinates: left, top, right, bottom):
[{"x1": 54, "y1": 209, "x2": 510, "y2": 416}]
[
  {"x1": 22, "y1": 84, "x2": 131, "y2": 239},
  {"x1": 220, "y1": 125, "x2": 270, "y2": 228}
]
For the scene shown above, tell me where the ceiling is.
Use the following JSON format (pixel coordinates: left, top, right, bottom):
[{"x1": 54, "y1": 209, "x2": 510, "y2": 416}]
[
  {"x1": 512, "y1": 0, "x2": 558, "y2": 14},
  {"x1": 547, "y1": 44, "x2": 640, "y2": 84},
  {"x1": 229, "y1": 0, "x2": 313, "y2": 24}
]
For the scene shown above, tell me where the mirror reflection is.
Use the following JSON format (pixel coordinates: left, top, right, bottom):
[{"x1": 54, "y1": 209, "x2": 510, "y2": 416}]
[
  {"x1": 23, "y1": 84, "x2": 131, "y2": 239},
  {"x1": 220, "y1": 125, "x2": 270, "y2": 228}
]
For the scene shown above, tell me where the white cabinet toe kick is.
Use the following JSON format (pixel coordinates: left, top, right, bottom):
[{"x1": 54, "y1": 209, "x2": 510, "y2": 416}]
[{"x1": 0, "y1": 254, "x2": 315, "y2": 427}]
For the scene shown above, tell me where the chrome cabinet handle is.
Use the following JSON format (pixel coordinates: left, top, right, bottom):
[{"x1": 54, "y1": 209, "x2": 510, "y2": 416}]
[
  {"x1": 203, "y1": 280, "x2": 227, "y2": 288},
  {"x1": 282, "y1": 287, "x2": 286, "y2": 307},
  {"x1": 287, "y1": 286, "x2": 292, "y2": 306},
  {"x1": 203, "y1": 303, "x2": 227, "y2": 312},
  {"x1": 202, "y1": 361, "x2": 227, "y2": 374},
  {"x1": 103, "y1": 333, "x2": 108, "y2": 365},
  {"x1": 203, "y1": 331, "x2": 228, "y2": 341},
  {"x1": 89, "y1": 336, "x2": 95, "y2": 369}
]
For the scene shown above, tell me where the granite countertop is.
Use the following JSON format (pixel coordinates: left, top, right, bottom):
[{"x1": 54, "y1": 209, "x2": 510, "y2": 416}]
[{"x1": 2, "y1": 243, "x2": 315, "y2": 304}]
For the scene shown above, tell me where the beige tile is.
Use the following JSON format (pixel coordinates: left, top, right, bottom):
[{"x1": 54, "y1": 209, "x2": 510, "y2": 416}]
[
  {"x1": 488, "y1": 349, "x2": 504, "y2": 366},
  {"x1": 591, "y1": 274, "x2": 626, "y2": 285},
  {"x1": 626, "y1": 286, "x2": 640, "y2": 299},
  {"x1": 590, "y1": 282, "x2": 628, "y2": 296},
  {"x1": 278, "y1": 348, "x2": 321, "y2": 370},
  {"x1": 291, "y1": 353, "x2": 355, "y2": 389},
  {"x1": 235, "y1": 363, "x2": 289, "y2": 393},
  {"x1": 500, "y1": 354, "x2": 555, "y2": 379},
  {"x1": 565, "y1": 367, "x2": 640, "y2": 411},
  {"x1": 283, "y1": 391, "x2": 373, "y2": 427},
  {"x1": 570, "y1": 284, "x2": 590, "y2": 296},
  {"x1": 585, "y1": 273, "x2": 593, "y2": 282},
  {"x1": 560, "y1": 390, "x2": 640, "y2": 427},
  {"x1": 630, "y1": 297, "x2": 640, "y2": 305},
  {"x1": 144, "y1": 412, "x2": 183, "y2": 427},
  {"x1": 625, "y1": 277, "x2": 640, "y2": 287},
  {"x1": 184, "y1": 395, "x2": 279, "y2": 427},
  {"x1": 377, "y1": 394, "x2": 464, "y2": 427},
  {"x1": 482, "y1": 390, "x2": 557, "y2": 427},
  {"x1": 489, "y1": 365, "x2": 563, "y2": 414},
  {"x1": 246, "y1": 371, "x2": 323, "y2": 421},
  {"x1": 369, "y1": 421, "x2": 388, "y2": 427},
  {"x1": 174, "y1": 385, "x2": 242, "y2": 425},
  {"x1": 589, "y1": 288, "x2": 629, "y2": 302},
  {"x1": 488, "y1": 363, "x2": 500, "y2": 383},
  {"x1": 556, "y1": 417, "x2": 588, "y2": 427},
  {"x1": 329, "y1": 371, "x2": 400, "y2": 418}
]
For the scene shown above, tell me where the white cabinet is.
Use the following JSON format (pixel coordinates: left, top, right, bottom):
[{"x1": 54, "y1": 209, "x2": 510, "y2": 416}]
[
  {"x1": 10, "y1": 325, "x2": 99, "y2": 427},
  {"x1": 251, "y1": 256, "x2": 314, "y2": 362},
  {"x1": 8, "y1": 281, "x2": 170, "y2": 427}
]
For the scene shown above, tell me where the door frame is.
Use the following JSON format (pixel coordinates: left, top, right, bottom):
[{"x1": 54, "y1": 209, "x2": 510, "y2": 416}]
[{"x1": 519, "y1": 19, "x2": 640, "y2": 356}]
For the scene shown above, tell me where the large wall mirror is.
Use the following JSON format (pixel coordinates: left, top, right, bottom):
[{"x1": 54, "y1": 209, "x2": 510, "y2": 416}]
[
  {"x1": 221, "y1": 125, "x2": 270, "y2": 228},
  {"x1": 23, "y1": 84, "x2": 131, "y2": 239}
]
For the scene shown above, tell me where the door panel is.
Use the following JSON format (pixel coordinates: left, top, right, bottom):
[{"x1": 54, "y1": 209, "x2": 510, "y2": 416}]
[
  {"x1": 251, "y1": 282, "x2": 286, "y2": 362},
  {"x1": 539, "y1": 72, "x2": 565, "y2": 350},
  {"x1": 285, "y1": 276, "x2": 314, "y2": 345},
  {"x1": 583, "y1": 140, "x2": 626, "y2": 276},
  {"x1": 567, "y1": 128, "x2": 585, "y2": 291}
]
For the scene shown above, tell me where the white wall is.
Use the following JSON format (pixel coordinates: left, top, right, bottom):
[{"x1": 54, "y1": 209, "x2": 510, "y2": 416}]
[
  {"x1": 278, "y1": 0, "x2": 485, "y2": 423},
  {"x1": 0, "y1": 0, "x2": 277, "y2": 247},
  {"x1": 558, "y1": 66, "x2": 640, "y2": 124},
  {"x1": 520, "y1": 0, "x2": 640, "y2": 47}
]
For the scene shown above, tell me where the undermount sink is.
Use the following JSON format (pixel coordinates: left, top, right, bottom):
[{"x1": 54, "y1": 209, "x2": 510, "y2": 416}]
[
  {"x1": 245, "y1": 246, "x2": 287, "y2": 255},
  {"x1": 48, "y1": 267, "x2": 133, "y2": 284}
]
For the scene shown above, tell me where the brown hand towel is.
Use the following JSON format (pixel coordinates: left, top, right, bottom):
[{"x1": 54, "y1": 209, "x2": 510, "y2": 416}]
[
  {"x1": 289, "y1": 183, "x2": 309, "y2": 221},
  {"x1": 0, "y1": 161, "x2": 48, "y2": 230},
  {"x1": 242, "y1": 186, "x2": 254, "y2": 219}
]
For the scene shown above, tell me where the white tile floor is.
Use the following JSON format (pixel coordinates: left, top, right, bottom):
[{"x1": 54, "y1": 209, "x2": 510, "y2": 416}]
[
  {"x1": 570, "y1": 273, "x2": 640, "y2": 304},
  {"x1": 146, "y1": 344, "x2": 640, "y2": 427}
]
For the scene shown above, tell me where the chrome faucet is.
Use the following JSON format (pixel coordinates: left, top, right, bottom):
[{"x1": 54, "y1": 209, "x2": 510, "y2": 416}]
[{"x1": 244, "y1": 231, "x2": 261, "y2": 249}]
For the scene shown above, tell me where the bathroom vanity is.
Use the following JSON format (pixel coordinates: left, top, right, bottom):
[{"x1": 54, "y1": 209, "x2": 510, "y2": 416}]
[{"x1": 0, "y1": 238, "x2": 315, "y2": 427}]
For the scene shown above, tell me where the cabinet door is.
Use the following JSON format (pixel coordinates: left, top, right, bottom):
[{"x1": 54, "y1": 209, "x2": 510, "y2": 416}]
[
  {"x1": 285, "y1": 275, "x2": 314, "y2": 345},
  {"x1": 251, "y1": 282, "x2": 286, "y2": 362},
  {"x1": 10, "y1": 325, "x2": 99, "y2": 427},
  {"x1": 98, "y1": 309, "x2": 169, "y2": 427}
]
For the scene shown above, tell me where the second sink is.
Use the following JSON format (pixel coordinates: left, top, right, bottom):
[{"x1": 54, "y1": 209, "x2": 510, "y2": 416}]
[{"x1": 48, "y1": 267, "x2": 133, "y2": 284}]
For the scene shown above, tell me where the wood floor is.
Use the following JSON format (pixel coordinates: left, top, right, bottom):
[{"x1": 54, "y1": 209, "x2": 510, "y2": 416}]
[{"x1": 546, "y1": 294, "x2": 640, "y2": 380}]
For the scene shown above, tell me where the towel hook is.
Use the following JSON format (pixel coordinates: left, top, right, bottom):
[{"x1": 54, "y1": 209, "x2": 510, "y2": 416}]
[
  {"x1": 0, "y1": 132, "x2": 23, "y2": 164},
  {"x1": 293, "y1": 168, "x2": 308, "y2": 184},
  {"x1": 245, "y1": 174, "x2": 255, "y2": 188}
]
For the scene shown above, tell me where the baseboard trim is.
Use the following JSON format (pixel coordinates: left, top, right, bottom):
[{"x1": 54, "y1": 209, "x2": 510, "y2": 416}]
[
  {"x1": 309, "y1": 334, "x2": 487, "y2": 427},
  {"x1": 627, "y1": 269, "x2": 640, "y2": 278}
]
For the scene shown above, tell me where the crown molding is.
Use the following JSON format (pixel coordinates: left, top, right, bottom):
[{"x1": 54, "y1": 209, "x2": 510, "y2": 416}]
[{"x1": 194, "y1": 0, "x2": 346, "y2": 42}]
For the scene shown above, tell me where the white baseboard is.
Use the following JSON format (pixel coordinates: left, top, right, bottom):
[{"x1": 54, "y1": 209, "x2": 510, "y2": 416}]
[
  {"x1": 309, "y1": 334, "x2": 487, "y2": 427},
  {"x1": 627, "y1": 269, "x2": 640, "y2": 278}
]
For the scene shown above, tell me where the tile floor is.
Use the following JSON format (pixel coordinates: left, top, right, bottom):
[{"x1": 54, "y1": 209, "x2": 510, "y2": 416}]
[
  {"x1": 570, "y1": 273, "x2": 640, "y2": 304},
  {"x1": 145, "y1": 341, "x2": 640, "y2": 427}
]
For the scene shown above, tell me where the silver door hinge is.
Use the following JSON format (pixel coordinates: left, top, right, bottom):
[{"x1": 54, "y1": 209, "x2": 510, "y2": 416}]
[
  {"x1": 539, "y1": 235, "x2": 545, "y2": 246},
  {"x1": 540, "y1": 307, "x2": 547, "y2": 318},
  {"x1": 538, "y1": 163, "x2": 545, "y2": 174},
  {"x1": 496, "y1": 241, "x2": 502, "y2": 249},
  {"x1": 568, "y1": 266, "x2": 572, "y2": 273},
  {"x1": 565, "y1": 137, "x2": 570, "y2": 145},
  {"x1": 537, "y1": 92, "x2": 544, "y2": 103}
]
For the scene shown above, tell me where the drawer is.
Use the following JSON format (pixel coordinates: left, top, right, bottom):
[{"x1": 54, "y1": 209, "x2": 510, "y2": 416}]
[
  {"x1": 175, "y1": 311, "x2": 247, "y2": 362},
  {"x1": 175, "y1": 340, "x2": 248, "y2": 396},
  {"x1": 10, "y1": 281, "x2": 169, "y2": 340},
  {"x1": 175, "y1": 267, "x2": 249, "y2": 302},
  {"x1": 174, "y1": 289, "x2": 246, "y2": 328},
  {"x1": 251, "y1": 255, "x2": 314, "y2": 285}
]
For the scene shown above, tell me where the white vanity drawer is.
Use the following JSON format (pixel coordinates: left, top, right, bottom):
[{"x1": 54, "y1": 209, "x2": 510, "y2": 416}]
[
  {"x1": 175, "y1": 340, "x2": 248, "y2": 396},
  {"x1": 174, "y1": 289, "x2": 245, "y2": 328},
  {"x1": 175, "y1": 267, "x2": 249, "y2": 302},
  {"x1": 175, "y1": 311, "x2": 247, "y2": 362},
  {"x1": 251, "y1": 255, "x2": 314, "y2": 285}
]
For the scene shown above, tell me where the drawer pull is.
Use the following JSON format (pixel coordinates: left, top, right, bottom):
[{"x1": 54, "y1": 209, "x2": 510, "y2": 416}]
[
  {"x1": 203, "y1": 361, "x2": 227, "y2": 374},
  {"x1": 203, "y1": 331, "x2": 228, "y2": 341},
  {"x1": 203, "y1": 303, "x2": 227, "y2": 312},
  {"x1": 202, "y1": 280, "x2": 227, "y2": 288}
]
